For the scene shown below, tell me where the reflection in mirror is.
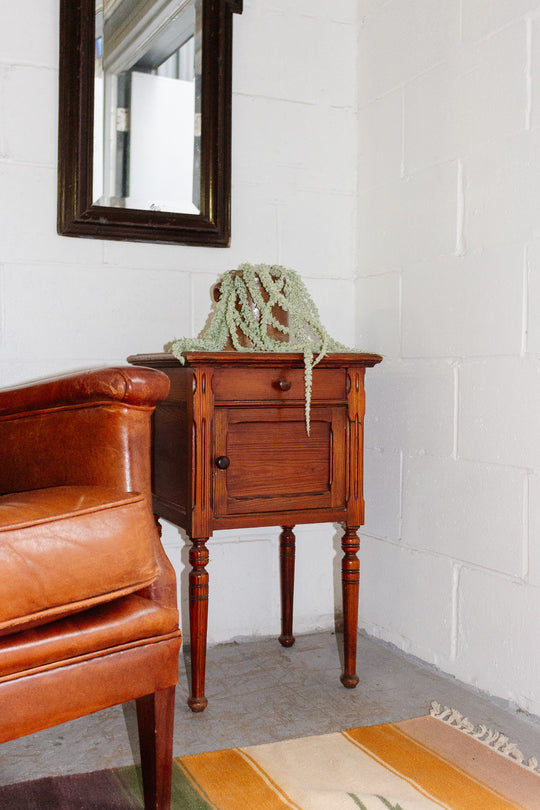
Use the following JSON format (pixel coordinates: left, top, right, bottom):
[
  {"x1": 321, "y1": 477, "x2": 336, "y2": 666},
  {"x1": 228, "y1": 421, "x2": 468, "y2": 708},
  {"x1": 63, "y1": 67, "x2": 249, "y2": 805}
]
[
  {"x1": 58, "y1": 0, "x2": 243, "y2": 246},
  {"x1": 94, "y1": 0, "x2": 202, "y2": 214}
]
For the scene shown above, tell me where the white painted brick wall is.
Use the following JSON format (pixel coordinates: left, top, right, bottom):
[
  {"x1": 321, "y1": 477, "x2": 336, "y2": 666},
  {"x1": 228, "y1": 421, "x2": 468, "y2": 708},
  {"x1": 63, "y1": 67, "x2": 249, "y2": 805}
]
[
  {"x1": 401, "y1": 249, "x2": 524, "y2": 358},
  {"x1": 0, "y1": 0, "x2": 358, "y2": 645},
  {"x1": 357, "y1": 0, "x2": 540, "y2": 714},
  {"x1": 357, "y1": 1, "x2": 460, "y2": 104},
  {"x1": 359, "y1": 537, "x2": 455, "y2": 665},
  {"x1": 356, "y1": 272, "x2": 401, "y2": 357},
  {"x1": 362, "y1": 448, "x2": 402, "y2": 542},
  {"x1": 401, "y1": 456, "x2": 525, "y2": 576},
  {"x1": 365, "y1": 359, "x2": 456, "y2": 456},
  {"x1": 455, "y1": 567, "x2": 540, "y2": 713},
  {"x1": 357, "y1": 162, "x2": 459, "y2": 272},
  {"x1": 459, "y1": 359, "x2": 540, "y2": 468}
]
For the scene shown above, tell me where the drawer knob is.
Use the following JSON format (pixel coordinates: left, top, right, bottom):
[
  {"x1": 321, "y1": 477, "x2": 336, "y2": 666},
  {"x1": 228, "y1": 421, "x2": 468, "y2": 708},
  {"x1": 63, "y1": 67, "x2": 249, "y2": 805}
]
[
  {"x1": 276, "y1": 378, "x2": 292, "y2": 392},
  {"x1": 215, "y1": 455, "x2": 230, "y2": 470}
]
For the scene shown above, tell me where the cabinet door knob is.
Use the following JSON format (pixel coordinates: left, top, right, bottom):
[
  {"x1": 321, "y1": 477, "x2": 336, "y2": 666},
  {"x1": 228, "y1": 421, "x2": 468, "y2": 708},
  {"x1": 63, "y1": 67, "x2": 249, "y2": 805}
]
[
  {"x1": 276, "y1": 378, "x2": 292, "y2": 391},
  {"x1": 215, "y1": 455, "x2": 230, "y2": 470}
]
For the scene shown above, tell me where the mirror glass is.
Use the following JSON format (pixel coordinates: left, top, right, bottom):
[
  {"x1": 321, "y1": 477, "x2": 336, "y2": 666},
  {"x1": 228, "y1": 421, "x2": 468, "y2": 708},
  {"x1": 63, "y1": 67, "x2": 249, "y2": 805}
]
[
  {"x1": 58, "y1": 0, "x2": 242, "y2": 246},
  {"x1": 94, "y1": 0, "x2": 202, "y2": 214}
]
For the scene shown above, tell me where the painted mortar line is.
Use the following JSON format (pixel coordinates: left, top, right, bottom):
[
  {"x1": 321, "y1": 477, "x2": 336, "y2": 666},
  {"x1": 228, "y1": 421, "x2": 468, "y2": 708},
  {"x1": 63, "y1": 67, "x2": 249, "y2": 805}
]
[
  {"x1": 0, "y1": 59, "x2": 57, "y2": 72},
  {"x1": 398, "y1": 449, "x2": 404, "y2": 541},
  {"x1": 233, "y1": 91, "x2": 317, "y2": 108},
  {"x1": 400, "y1": 86, "x2": 406, "y2": 178},
  {"x1": 521, "y1": 244, "x2": 529, "y2": 357},
  {"x1": 0, "y1": 265, "x2": 5, "y2": 349},
  {"x1": 521, "y1": 474, "x2": 530, "y2": 582},
  {"x1": 401, "y1": 351, "x2": 524, "y2": 361},
  {"x1": 388, "y1": 540, "x2": 528, "y2": 584},
  {"x1": 275, "y1": 204, "x2": 283, "y2": 263},
  {"x1": 398, "y1": 270, "x2": 403, "y2": 357},
  {"x1": 188, "y1": 272, "x2": 195, "y2": 338},
  {"x1": 455, "y1": 160, "x2": 465, "y2": 257},
  {"x1": 353, "y1": 13, "x2": 362, "y2": 281},
  {"x1": 526, "y1": 15, "x2": 533, "y2": 131},
  {"x1": 450, "y1": 563, "x2": 461, "y2": 660},
  {"x1": 452, "y1": 361, "x2": 460, "y2": 460},
  {"x1": 0, "y1": 66, "x2": 5, "y2": 159}
]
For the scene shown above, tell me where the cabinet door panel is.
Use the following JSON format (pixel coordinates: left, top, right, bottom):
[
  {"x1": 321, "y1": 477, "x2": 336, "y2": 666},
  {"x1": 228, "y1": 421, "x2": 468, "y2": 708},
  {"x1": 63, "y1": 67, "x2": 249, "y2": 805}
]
[{"x1": 213, "y1": 406, "x2": 347, "y2": 517}]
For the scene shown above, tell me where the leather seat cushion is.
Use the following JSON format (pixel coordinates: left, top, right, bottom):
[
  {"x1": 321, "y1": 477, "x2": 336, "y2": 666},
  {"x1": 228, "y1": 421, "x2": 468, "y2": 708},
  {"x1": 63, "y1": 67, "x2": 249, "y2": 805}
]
[
  {"x1": 0, "y1": 486, "x2": 160, "y2": 636},
  {"x1": 0, "y1": 593, "x2": 180, "y2": 680}
]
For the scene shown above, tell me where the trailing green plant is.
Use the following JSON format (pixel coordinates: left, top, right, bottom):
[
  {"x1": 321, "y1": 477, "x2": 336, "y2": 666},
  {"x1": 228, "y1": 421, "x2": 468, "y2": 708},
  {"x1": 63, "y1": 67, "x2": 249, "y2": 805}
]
[{"x1": 170, "y1": 263, "x2": 352, "y2": 433}]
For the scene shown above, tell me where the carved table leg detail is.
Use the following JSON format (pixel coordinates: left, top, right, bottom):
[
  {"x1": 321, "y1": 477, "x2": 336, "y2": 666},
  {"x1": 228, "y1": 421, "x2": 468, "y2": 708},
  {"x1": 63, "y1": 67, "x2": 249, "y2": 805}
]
[
  {"x1": 188, "y1": 537, "x2": 210, "y2": 712},
  {"x1": 279, "y1": 526, "x2": 296, "y2": 648},
  {"x1": 340, "y1": 525, "x2": 360, "y2": 689}
]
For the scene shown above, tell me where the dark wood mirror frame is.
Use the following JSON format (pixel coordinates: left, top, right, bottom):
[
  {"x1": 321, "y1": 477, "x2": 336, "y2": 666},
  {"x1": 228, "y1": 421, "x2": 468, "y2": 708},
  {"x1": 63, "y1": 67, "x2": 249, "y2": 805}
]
[{"x1": 58, "y1": 0, "x2": 243, "y2": 247}]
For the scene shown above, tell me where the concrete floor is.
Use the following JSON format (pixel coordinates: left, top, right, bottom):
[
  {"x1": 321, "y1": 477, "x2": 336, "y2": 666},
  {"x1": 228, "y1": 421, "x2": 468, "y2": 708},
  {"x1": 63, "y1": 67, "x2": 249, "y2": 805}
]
[{"x1": 1, "y1": 630, "x2": 540, "y2": 787}]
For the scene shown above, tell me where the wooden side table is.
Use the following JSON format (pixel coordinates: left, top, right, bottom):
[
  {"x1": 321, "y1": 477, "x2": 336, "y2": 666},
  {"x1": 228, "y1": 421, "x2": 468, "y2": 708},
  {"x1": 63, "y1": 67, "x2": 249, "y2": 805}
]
[{"x1": 128, "y1": 351, "x2": 382, "y2": 712}]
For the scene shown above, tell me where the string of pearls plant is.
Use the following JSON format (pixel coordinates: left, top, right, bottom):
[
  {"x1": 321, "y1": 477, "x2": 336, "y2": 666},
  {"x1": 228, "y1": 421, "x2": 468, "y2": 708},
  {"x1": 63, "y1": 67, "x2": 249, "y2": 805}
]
[{"x1": 170, "y1": 263, "x2": 352, "y2": 434}]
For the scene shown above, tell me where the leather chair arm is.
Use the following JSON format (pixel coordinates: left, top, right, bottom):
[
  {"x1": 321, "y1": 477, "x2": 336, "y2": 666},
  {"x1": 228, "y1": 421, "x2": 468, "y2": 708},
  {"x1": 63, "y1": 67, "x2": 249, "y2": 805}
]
[
  {"x1": 0, "y1": 366, "x2": 170, "y2": 497},
  {"x1": 0, "y1": 367, "x2": 169, "y2": 416}
]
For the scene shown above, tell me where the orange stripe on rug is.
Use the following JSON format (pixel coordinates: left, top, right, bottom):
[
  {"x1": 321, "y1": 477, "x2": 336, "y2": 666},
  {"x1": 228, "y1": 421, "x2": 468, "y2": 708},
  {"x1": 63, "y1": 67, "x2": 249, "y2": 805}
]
[
  {"x1": 345, "y1": 723, "x2": 524, "y2": 809},
  {"x1": 175, "y1": 748, "x2": 301, "y2": 810}
]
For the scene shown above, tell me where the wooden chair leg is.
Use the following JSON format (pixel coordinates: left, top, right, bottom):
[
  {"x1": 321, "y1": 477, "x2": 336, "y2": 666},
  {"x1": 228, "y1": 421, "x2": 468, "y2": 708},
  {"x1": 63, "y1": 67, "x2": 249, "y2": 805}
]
[{"x1": 136, "y1": 685, "x2": 176, "y2": 810}]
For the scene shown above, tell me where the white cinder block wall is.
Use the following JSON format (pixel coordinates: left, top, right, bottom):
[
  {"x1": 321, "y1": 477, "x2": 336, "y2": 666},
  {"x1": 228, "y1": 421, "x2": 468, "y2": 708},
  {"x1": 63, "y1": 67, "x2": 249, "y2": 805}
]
[
  {"x1": 357, "y1": 0, "x2": 540, "y2": 715},
  {"x1": 0, "y1": 2, "x2": 357, "y2": 644}
]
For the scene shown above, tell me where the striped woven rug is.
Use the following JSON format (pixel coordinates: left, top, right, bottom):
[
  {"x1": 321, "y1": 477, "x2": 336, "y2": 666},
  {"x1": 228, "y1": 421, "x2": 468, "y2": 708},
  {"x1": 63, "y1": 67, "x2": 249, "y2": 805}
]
[{"x1": 1, "y1": 703, "x2": 538, "y2": 809}]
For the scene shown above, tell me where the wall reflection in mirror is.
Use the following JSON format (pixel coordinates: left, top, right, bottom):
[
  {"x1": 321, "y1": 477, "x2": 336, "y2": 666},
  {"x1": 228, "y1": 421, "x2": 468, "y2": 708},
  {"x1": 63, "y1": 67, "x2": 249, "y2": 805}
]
[{"x1": 94, "y1": 0, "x2": 201, "y2": 214}]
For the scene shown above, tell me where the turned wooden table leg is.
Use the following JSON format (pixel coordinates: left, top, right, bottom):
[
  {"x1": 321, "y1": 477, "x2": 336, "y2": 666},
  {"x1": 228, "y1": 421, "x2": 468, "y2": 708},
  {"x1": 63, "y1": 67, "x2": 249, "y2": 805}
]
[
  {"x1": 279, "y1": 526, "x2": 296, "y2": 647},
  {"x1": 340, "y1": 525, "x2": 360, "y2": 688},
  {"x1": 188, "y1": 537, "x2": 210, "y2": 712}
]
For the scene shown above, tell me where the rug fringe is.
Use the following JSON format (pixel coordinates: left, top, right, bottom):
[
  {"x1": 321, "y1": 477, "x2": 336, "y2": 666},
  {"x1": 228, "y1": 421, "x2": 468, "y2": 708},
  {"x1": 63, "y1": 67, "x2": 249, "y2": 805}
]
[{"x1": 430, "y1": 701, "x2": 540, "y2": 774}]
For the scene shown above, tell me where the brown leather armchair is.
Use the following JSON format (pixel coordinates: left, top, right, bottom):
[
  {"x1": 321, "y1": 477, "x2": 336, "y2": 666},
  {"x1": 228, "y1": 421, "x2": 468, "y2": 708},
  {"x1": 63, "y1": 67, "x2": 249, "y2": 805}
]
[{"x1": 0, "y1": 367, "x2": 182, "y2": 810}]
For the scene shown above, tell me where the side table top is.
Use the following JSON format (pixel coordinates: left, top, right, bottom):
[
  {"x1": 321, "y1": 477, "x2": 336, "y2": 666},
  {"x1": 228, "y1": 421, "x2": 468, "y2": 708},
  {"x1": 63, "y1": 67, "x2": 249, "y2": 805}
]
[{"x1": 128, "y1": 351, "x2": 383, "y2": 369}]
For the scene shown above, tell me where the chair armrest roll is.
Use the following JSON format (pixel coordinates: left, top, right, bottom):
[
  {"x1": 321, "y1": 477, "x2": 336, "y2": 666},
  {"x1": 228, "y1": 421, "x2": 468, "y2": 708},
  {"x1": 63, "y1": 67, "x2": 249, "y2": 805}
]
[
  {"x1": 0, "y1": 367, "x2": 170, "y2": 417},
  {"x1": 0, "y1": 366, "x2": 170, "y2": 497}
]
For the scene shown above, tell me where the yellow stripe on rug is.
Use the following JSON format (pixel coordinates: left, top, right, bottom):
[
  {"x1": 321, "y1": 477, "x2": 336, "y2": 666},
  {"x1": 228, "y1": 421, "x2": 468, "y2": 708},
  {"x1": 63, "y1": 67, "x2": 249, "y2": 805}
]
[{"x1": 175, "y1": 747, "x2": 302, "y2": 809}]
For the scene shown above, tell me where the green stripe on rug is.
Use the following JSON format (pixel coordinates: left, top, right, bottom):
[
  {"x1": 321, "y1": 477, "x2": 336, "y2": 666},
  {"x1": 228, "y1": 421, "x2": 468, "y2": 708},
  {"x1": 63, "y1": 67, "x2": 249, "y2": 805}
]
[
  {"x1": 347, "y1": 793, "x2": 404, "y2": 810},
  {"x1": 113, "y1": 762, "x2": 217, "y2": 810},
  {"x1": 376, "y1": 797, "x2": 405, "y2": 810},
  {"x1": 173, "y1": 760, "x2": 218, "y2": 809},
  {"x1": 111, "y1": 766, "x2": 143, "y2": 807},
  {"x1": 348, "y1": 794, "x2": 368, "y2": 809}
]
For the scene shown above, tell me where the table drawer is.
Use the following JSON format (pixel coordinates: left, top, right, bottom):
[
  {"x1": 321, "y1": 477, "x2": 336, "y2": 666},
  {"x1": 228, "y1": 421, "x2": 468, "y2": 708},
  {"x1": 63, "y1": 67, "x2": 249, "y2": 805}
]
[{"x1": 212, "y1": 367, "x2": 347, "y2": 402}]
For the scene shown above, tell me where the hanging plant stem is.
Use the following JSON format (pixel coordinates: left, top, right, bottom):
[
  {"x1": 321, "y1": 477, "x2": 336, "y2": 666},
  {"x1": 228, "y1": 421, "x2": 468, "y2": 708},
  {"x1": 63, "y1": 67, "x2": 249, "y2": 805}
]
[{"x1": 170, "y1": 263, "x2": 352, "y2": 434}]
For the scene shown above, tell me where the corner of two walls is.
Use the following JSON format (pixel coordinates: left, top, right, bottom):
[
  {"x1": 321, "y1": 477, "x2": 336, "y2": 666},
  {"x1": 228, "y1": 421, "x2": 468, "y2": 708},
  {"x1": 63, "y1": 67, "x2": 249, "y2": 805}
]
[
  {"x1": 356, "y1": 0, "x2": 540, "y2": 715},
  {"x1": 183, "y1": 0, "x2": 361, "y2": 645}
]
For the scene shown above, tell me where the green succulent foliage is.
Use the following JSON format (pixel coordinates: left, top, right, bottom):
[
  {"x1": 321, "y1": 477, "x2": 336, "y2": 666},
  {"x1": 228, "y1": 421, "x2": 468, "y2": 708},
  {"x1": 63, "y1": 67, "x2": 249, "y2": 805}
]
[{"x1": 170, "y1": 263, "x2": 353, "y2": 434}]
